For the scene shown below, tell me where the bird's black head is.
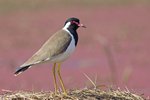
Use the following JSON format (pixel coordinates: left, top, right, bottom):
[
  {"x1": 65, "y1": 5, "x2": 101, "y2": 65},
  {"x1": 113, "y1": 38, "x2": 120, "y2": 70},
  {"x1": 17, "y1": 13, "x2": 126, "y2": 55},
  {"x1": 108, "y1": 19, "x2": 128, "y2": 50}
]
[{"x1": 64, "y1": 17, "x2": 86, "y2": 30}]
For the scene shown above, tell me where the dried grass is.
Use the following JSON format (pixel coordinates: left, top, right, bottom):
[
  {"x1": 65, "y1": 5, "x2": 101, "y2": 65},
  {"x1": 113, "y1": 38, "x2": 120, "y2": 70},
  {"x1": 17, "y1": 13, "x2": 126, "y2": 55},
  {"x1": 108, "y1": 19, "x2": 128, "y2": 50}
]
[{"x1": 0, "y1": 88, "x2": 145, "y2": 100}]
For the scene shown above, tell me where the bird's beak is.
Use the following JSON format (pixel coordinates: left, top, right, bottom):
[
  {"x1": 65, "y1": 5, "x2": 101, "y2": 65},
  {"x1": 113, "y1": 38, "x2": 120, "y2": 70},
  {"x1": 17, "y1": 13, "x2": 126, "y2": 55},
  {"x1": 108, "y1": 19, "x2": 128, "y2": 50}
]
[{"x1": 78, "y1": 23, "x2": 86, "y2": 28}]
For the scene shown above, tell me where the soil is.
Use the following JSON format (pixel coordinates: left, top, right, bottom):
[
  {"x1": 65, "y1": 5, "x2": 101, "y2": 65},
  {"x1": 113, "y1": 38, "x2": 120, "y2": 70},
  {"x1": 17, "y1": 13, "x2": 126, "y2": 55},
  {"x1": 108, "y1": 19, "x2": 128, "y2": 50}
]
[{"x1": 0, "y1": 88, "x2": 145, "y2": 100}]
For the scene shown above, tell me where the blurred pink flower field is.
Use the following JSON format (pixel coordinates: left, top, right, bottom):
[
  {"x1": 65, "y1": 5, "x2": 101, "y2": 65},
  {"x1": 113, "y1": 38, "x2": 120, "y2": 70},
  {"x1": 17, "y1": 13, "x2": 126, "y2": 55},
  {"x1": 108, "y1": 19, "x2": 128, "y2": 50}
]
[{"x1": 0, "y1": 1, "x2": 150, "y2": 97}]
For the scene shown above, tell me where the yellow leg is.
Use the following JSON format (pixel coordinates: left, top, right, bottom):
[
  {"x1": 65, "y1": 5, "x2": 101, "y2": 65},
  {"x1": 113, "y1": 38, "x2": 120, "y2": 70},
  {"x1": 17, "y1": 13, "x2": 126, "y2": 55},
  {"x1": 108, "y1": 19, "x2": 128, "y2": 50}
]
[
  {"x1": 57, "y1": 63, "x2": 67, "y2": 94},
  {"x1": 52, "y1": 63, "x2": 58, "y2": 94}
]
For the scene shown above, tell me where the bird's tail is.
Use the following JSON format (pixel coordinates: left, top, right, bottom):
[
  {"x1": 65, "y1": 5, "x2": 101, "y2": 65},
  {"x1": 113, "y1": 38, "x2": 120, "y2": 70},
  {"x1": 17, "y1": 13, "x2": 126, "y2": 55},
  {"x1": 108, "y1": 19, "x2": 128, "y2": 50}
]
[{"x1": 14, "y1": 65, "x2": 31, "y2": 76}]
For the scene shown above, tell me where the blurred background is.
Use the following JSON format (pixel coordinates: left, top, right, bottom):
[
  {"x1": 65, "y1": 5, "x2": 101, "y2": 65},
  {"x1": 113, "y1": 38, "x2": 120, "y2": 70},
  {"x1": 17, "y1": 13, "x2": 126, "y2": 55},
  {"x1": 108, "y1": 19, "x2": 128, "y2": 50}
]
[{"x1": 0, "y1": 0, "x2": 150, "y2": 96}]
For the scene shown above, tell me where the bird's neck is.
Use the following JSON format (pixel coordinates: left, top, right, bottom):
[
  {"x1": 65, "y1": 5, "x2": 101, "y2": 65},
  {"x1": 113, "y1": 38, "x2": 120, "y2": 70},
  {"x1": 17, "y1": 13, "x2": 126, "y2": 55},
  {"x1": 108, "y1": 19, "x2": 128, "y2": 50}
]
[
  {"x1": 68, "y1": 27, "x2": 78, "y2": 46},
  {"x1": 62, "y1": 27, "x2": 78, "y2": 46}
]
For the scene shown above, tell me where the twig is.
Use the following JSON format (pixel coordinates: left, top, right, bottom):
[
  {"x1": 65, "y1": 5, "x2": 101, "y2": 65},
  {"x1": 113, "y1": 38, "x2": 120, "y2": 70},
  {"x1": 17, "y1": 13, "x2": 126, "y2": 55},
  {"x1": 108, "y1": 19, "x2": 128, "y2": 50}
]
[{"x1": 83, "y1": 73, "x2": 96, "y2": 89}]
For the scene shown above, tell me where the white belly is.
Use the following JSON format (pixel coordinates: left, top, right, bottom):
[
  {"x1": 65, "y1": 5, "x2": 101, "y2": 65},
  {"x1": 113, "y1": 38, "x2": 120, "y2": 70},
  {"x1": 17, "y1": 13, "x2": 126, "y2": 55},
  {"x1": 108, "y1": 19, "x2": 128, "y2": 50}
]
[{"x1": 50, "y1": 36, "x2": 76, "y2": 63}]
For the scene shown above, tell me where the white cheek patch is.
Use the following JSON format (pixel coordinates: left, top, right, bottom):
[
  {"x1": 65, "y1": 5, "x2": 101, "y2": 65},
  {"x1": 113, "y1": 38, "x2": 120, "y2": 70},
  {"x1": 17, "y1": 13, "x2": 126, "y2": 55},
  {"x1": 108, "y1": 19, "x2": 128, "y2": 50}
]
[{"x1": 63, "y1": 22, "x2": 71, "y2": 30}]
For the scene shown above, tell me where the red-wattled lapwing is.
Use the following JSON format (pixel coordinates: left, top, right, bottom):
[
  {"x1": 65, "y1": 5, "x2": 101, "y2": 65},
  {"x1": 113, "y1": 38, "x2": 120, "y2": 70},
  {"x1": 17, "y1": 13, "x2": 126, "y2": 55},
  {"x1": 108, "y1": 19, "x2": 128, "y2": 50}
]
[{"x1": 14, "y1": 17, "x2": 86, "y2": 95}]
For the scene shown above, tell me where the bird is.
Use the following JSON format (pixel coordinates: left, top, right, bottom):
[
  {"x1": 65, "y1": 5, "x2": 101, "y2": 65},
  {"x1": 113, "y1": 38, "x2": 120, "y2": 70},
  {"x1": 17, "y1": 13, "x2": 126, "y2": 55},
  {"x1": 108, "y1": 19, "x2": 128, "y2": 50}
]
[{"x1": 14, "y1": 17, "x2": 86, "y2": 95}]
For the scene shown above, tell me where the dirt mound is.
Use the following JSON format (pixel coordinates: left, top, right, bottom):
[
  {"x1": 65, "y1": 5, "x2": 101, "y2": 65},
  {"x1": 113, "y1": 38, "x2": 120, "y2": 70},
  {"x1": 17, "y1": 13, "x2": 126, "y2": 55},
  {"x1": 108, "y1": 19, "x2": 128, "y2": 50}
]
[{"x1": 0, "y1": 88, "x2": 145, "y2": 100}]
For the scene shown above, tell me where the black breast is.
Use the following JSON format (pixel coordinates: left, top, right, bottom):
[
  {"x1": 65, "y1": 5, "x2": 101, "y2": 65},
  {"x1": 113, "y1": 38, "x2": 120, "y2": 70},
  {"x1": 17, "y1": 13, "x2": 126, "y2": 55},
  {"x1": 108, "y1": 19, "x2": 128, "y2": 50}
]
[{"x1": 67, "y1": 28, "x2": 78, "y2": 46}]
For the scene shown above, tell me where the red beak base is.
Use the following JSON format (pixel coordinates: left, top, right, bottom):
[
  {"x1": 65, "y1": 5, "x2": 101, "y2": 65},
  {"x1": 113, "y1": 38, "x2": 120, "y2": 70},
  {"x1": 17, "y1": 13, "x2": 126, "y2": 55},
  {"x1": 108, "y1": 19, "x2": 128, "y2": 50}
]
[{"x1": 78, "y1": 23, "x2": 86, "y2": 28}]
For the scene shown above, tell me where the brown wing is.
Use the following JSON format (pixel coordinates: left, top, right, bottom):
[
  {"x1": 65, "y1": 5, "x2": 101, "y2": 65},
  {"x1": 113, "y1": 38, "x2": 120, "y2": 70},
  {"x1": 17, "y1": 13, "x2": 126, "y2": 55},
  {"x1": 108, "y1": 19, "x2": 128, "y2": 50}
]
[{"x1": 20, "y1": 30, "x2": 72, "y2": 67}]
